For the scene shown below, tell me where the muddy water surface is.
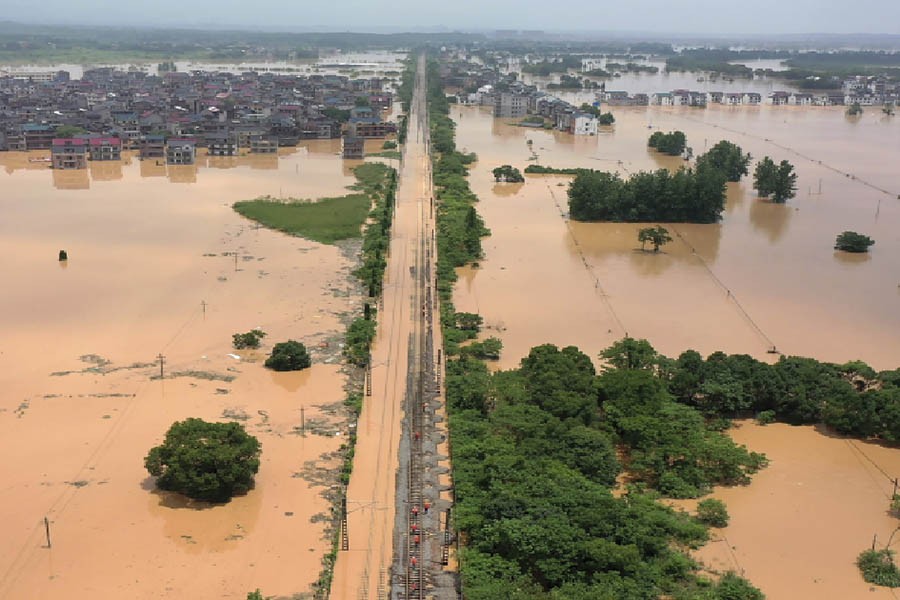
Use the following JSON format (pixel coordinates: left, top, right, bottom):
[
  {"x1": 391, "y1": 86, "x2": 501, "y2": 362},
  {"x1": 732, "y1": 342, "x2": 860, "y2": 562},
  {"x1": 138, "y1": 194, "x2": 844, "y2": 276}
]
[
  {"x1": 450, "y1": 103, "x2": 900, "y2": 599},
  {"x1": 0, "y1": 143, "x2": 368, "y2": 598},
  {"x1": 453, "y1": 104, "x2": 900, "y2": 370},
  {"x1": 689, "y1": 421, "x2": 900, "y2": 600}
]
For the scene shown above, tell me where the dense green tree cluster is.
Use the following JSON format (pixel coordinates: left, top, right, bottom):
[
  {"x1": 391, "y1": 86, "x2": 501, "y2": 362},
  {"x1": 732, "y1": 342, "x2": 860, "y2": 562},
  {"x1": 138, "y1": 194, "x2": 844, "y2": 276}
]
[
  {"x1": 753, "y1": 157, "x2": 797, "y2": 203},
  {"x1": 666, "y1": 348, "x2": 900, "y2": 438},
  {"x1": 648, "y1": 130, "x2": 687, "y2": 156},
  {"x1": 598, "y1": 351, "x2": 767, "y2": 497},
  {"x1": 524, "y1": 165, "x2": 592, "y2": 175},
  {"x1": 264, "y1": 340, "x2": 311, "y2": 371},
  {"x1": 568, "y1": 165, "x2": 727, "y2": 223},
  {"x1": 695, "y1": 141, "x2": 752, "y2": 182},
  {"x1": 448, "y1": 342, "x2": 764, "y2": 598},
  {"x1": 144, "y1": 418, "x2": 261, "y2": 503},
  {"x1": 492, "y1": 165, "x2": 525, "y2": 182},
  {"x1": 834, "y1": 231, "x2": 875, "y2": 253},
  {"x1": 55, "y1": 124, "x2": 88, "y2": 138},
  {"x1": 322, "y1": 107, "x2": 351, "y2": 123}
]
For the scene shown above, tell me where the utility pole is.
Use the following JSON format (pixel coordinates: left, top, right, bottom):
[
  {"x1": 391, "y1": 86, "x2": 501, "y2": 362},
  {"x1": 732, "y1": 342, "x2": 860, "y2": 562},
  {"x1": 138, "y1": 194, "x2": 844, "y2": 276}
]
[
  {"x1": 157, "y1": 353, "x2": 165, "y2": 379},
  {"x1": 201, "y1": 300, "x2": 207, "y2": 317},
  {"x1": 300, "y1": 405, "x2": 306, "y2": 437},
  {"x1": 44, "y1": 516, "x2": 51, "y2": 549}
]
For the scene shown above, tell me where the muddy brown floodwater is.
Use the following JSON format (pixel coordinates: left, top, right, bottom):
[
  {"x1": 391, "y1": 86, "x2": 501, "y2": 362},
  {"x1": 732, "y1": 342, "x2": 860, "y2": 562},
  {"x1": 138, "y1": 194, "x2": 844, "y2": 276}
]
[
  {"x1": 450, "y1": 103, "x2": 900, "y2": 599},
  {"x1": 0, "y1": 140, "x2": 385, "y2": 598}
]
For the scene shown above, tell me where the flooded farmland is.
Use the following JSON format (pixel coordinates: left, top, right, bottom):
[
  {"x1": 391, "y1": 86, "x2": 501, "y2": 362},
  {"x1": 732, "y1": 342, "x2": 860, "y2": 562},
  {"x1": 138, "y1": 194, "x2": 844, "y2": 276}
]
[
  {"x1": 0, "y1": 142, "x2": 376, "y2": 598},
  {"x1": 452, "y1": 103, "x2": 900, "y2": 371},
  {"x1": 450, "y1": 101, "x2": 900, "y2": 598}
]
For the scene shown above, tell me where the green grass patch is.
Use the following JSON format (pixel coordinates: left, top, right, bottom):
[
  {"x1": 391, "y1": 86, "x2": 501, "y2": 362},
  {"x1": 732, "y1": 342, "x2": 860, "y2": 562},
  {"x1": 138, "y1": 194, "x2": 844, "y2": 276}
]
[
  {"x1": 366, "y1": 150, "x2": 402, "y2": 160},
  {"x1": 233, "y1": 162, "x2": 395, "y2": 245},
  {"x1": 233, "y1": 194, "x2": 370, "y2": 245},
  {"x1": 350, "y1": 162, "x2": 392, "y2": 193}
]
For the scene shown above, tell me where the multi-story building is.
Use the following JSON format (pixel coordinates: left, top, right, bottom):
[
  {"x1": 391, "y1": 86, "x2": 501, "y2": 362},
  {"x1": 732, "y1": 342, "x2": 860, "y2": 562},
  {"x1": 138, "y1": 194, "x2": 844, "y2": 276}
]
[
  {"x1": 206, "y1": 132, "x2": 238, "y2": 156},
  {"x1": 494, "y1": 92, "x2": 528, "y2": 118},
  {"x1": 139, "y1": 134, "x2": 166, "y2": 159},
  {"x1": 87, "y1": 137, "x2": 122, "y2": 161},
  {"x1": 342, "y1": 135, "x2": 365, "y2": 159},
  {"x1": 166, "y1": 138, "x2": 197, "y2": 165},
  {"x1": 50, "y1": 138, "x2": 88, "y2": 169}
]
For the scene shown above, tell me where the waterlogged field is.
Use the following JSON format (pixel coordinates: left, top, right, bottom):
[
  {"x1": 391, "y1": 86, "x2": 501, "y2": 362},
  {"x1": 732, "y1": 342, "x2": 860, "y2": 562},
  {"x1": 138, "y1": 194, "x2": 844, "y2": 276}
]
[
  {"x1": 450, "y1": 102, "x2": 900, "y2": 599},
  {"x1": 0, "y1": 141, "x2": 382, "y2": 598}
]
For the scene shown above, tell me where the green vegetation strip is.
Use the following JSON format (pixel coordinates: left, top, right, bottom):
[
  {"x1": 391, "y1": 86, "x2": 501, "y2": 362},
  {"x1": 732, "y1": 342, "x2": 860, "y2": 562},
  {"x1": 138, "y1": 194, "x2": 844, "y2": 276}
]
[{"x1": 430, "y1": 54, "x2": 766, "y2": 599}]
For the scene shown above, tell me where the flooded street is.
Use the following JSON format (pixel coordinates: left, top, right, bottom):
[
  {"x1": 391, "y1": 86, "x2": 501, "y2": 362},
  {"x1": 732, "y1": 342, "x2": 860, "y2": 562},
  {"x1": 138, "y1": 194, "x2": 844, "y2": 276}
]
[
  {"x1": 0, "y1": 143, "x2": 368, "y2": 598},
  {"x1": 450, "y1": 101, "x2": 900, "y2": 598}
]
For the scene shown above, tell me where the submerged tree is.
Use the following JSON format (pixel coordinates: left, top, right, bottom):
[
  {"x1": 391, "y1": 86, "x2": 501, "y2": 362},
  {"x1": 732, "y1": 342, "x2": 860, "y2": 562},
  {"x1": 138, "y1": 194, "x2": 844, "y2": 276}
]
[
  {"x1": 648, "y1": 130, "x2": 687, "y2": 156},
  {"x1": 491, "y1": 164, "x2": 524, "y2": 183},
  {"x1": 834, "y1": 231, "x2": 875, "y2": 253},
  {"x1": 696, "y1": 140, "x2": 752, "y2": 182},
  {"x1": 637, "y1": 225, "x2": 673, "y2": 252},
  {"x1": 265, "y1": 340, "x2": 311, "y2": 371},
  {"x1": 145, "y1": 418, "x2": 261, "y2": 502},
  {"x1": 233, "y1": 329, "x2": 267, "y2": 349},
  {"x1": 753, "y1": 157, "x2": 797, "y2": 203}
]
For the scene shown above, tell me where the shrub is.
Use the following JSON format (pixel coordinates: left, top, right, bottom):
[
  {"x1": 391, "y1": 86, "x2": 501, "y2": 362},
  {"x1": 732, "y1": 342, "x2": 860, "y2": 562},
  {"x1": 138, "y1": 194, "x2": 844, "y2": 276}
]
[
  {"x1": 344, "y1": 318, "x2": 377, "y2": 366},
  {"x1": 714, "y1": 572, "x2": 765, "y2": 599},
  {"x1": 264, "y1": 340, "x2": 311, "y2": 371},
  {"x1": 233, "y1": 329, "x2": 266, "y2": 349},
  {"x1": 382, "y1": 140, "x2": 397, "y2": 150},
  {"x1": 755, "y1": 410, "x2": 776, "y2": 425},
  {"x1": 858, "y1": 548, "x2": 900, "y2": 587},
  {"x1": 697, "y1": 498, "x2": 730, "y2": 527},
  {"x1": 834, "y1": 231, "x2": 875, "y2": 253},
  {"x1": 891, "y1": 494, "x2": 900, "y2": 517},
  {"x1": 460, "y1": 337, "x2": 503, "y2": 360},
  {"x1": 144, "y1": 418, "x2": 261, "y2": 502}
]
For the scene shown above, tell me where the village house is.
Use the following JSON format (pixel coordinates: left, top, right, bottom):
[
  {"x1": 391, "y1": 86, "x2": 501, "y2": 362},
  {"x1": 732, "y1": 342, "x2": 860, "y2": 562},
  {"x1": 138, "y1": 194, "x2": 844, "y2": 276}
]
[
  {"x1": 572, "y1": 112, "x2": 598, "y2": 136},
  {"x1": 166, "y1": 138, "x2": 197, "y2": 165},
  {"x1": 87, "y1": 136, "x2": 122, "y2": 161},
  {"x1": 206, "y1": 131, "x2": 239, "y2": 156},
  {"x1": 494, "y1": 92, "x2": 528, "y2": 118},
  {"x1": 341, "y1": 135, "x2": 365, "y2": 159},
  {"x1": 50, "y1": 137, "x2": 88, "y2": 169},
  {"x1": 249, "y1": 133, "x2": 279, "y2": 154},
  {"x1": 769, "y1": 91, "x2": 791, "y2": 106},
  {"x1": 139, "y1": 134, "x2": 166, "y2": 159}
]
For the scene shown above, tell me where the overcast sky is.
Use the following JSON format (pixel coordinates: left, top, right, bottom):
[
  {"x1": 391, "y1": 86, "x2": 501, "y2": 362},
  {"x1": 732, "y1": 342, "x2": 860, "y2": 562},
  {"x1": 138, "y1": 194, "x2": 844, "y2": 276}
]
[{"x1": 3, "y1": 0, "x2": 899, "y2": 35}]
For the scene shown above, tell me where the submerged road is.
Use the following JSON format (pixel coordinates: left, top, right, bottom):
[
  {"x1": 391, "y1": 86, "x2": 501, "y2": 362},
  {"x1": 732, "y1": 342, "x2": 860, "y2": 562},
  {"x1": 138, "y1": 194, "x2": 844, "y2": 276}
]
[{"x1": 330, "y1": 54, "x2": 451, "y2": 600}]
